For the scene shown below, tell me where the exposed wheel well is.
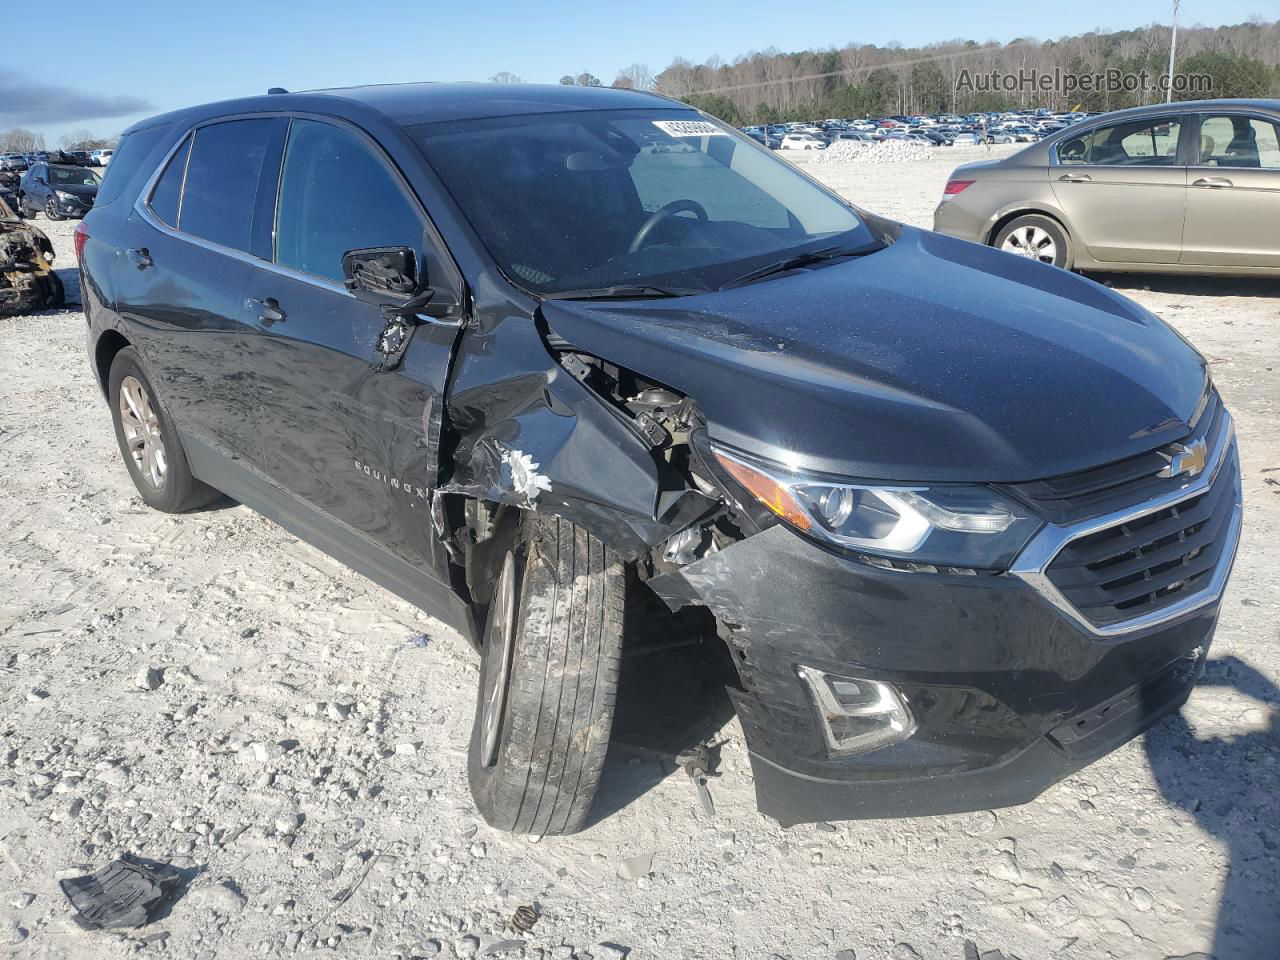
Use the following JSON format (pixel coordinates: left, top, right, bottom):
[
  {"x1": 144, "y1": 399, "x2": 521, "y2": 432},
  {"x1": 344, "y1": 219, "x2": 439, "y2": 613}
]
[
  {"x1": 986, "y1": 209, "x2": 1069, "y2": 246},
  {"x1": 94, "y1": 330, "x2": 131, "y2": 397}
]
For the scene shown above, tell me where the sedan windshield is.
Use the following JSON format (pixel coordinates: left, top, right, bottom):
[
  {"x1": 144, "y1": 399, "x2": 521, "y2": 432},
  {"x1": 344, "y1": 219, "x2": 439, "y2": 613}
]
[{"x1": 409, "y1": 110, "x2": 875, "y2": 295}]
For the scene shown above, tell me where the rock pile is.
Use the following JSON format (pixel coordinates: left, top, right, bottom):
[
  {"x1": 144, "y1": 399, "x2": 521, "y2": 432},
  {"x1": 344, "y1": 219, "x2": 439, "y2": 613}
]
[{"x1": 813, "y1": 139, "x2": 932, "y2": 164}]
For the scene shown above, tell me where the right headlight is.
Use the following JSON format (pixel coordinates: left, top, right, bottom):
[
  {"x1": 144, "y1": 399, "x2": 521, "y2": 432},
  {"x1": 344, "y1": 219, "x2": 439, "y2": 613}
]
[{"x1": 713, "y1": 447, "x2": 1042, "y2": 570}]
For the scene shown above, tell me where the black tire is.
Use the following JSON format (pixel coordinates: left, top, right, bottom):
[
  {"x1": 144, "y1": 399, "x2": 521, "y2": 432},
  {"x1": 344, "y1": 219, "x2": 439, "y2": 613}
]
[
  {"x1": 108, "y1": 347, "x2": 219, "y2": 513},
  {"x1": 44, "y1": 197, "x2": 64, "y2": 221},
  {"x1": 42, "y1": 272, "x2": 65, "y2": 309},
  {"x1": 17, "y1": 193, "x2": 33, "y2": 218},
  {"x1": 992, "y1": 214, "x2": 1073, "y2": 270},
  {"x1": 468, "y1": 512, "x2": 625, "y2": 836}
]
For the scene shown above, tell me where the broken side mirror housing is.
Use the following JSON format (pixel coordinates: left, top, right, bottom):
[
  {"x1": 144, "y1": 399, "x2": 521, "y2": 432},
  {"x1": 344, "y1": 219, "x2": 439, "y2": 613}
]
[{"x1": 342, "y1": 245, "x2": 460, "y2": 320}]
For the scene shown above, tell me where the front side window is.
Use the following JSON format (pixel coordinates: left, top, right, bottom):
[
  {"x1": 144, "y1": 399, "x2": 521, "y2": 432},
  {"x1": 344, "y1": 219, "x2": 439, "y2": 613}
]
[
  {"x1": 274, "y1": 119, "x2": 424, "y2": 283},
  {"x1": 1197, "y1": 115, "x2": 1280, "y2": 169},
  {"x1": 179, "y1": 118, "x2": 274, "y2": 253},
  {"x1": 1058, "y1": 118, "x2": 1182, "y2": 166},
  {"x1": 410, "y1": 110, "x2": 871, "y2": 295}
]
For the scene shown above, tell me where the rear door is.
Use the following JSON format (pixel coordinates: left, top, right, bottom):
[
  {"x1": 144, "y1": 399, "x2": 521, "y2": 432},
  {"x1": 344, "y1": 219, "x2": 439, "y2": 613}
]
[
  {"x1": 239, "y1": 116, "x2": 466, "y2": 578},
  {"x1": 1180, "y1": 112, "x2": 1280, "y2": 268},
  {"x1": 113, "y1": 116, "x2": 284, "y2": 467},
  {"x1": 1050, "y1": 115, "x2": 1188, "y2": 263}
]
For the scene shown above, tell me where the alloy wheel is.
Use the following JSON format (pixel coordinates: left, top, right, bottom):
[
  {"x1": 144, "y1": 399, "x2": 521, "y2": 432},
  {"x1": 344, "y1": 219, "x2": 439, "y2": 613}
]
[
  {"x1": 1001, "y1": 225, "x2": 1058, "y2": 264},
  {"x1": 118, "y1": 376, "x2": 167, "y2": 489}
]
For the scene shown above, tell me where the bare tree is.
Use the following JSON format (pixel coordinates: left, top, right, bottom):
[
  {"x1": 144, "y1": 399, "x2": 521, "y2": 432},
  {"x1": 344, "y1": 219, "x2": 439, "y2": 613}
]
[
  {"x1": 0, "y1": 128, "x2": 46, "y2": 153},
  {"x1": 613, "y1": 63, "x2": 655, "y2": 91},
  {"x1": 489, "y1": 71, "x2": 523, "y2": 84}
]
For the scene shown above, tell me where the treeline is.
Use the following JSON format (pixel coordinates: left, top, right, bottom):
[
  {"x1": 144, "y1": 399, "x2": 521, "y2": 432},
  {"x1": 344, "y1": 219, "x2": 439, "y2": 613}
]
[{"x1": 653, "y1": 19, "x2": 1280, "y2": 124}]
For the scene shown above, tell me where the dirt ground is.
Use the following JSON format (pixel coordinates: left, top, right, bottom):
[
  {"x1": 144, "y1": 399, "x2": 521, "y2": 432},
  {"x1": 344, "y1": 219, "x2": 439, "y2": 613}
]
[{"x1": 1, "y1": 148, "x2": 1277, "y2": 960}]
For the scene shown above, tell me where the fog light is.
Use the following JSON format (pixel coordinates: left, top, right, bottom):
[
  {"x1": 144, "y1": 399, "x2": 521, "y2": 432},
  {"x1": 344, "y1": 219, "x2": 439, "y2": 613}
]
[{"x1": 798, "y1": 665, "x2": 916, "y2": 756}]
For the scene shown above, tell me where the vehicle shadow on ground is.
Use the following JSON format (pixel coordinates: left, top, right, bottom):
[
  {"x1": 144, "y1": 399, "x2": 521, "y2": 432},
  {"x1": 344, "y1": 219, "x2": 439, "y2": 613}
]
[
  {"x1": 1088, "y1": 273, "x2": 1280, "y2": 299},
  {"x1": 1143, "y1": 655, "x2": 1280, "y2": 960},
  {"x1": 589, "y1": 608, "x2": 737, "y2": 828}
]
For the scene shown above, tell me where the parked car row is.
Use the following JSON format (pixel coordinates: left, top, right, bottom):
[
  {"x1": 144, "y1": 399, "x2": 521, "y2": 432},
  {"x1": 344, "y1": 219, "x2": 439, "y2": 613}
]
[
  {"x1": 742, "y1": 108, "x2": 1094, "y2": 149},
  {"x1": 0, "y1": 148, "x2": 112, "y2": 173}
]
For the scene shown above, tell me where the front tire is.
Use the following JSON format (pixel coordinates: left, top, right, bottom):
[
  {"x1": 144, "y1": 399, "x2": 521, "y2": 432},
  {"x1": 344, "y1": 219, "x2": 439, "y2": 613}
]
[
  {"x1": 44, "y1": 197, "x2": 64, "y2": 221},
  {"x1": 993, "y1": 214, "x2": 1073, "y2": 270},
  {"x1": 108, "y1": 347, "x2": 218, "y2": 513},
  {"x1": 468, "y1": 513, "x2": 625, "y2": 836}
]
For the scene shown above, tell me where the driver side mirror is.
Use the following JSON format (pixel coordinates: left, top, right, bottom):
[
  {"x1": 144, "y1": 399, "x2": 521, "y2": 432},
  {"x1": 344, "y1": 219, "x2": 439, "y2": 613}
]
[{"x1": 341, "y1": 245, "x2": 461, "y2": 320}]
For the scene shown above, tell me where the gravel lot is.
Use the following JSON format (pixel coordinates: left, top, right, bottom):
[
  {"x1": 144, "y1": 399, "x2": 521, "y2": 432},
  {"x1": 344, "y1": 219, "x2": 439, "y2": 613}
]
[{"x1": 2, "y1": 147, "x2": 1277, "y2": 960}]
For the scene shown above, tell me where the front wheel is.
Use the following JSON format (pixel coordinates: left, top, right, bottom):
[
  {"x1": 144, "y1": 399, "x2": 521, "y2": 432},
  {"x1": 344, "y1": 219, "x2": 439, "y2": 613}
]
[
  {"x1": 44, "y1": 197, "x2": 64, "y2": 221},
  {"x1": 993, "y1": 214, "x2": 1073, "y2": 270},
  {"x1": 468, "y1": 513, "x2": 625, "y2": 836}
]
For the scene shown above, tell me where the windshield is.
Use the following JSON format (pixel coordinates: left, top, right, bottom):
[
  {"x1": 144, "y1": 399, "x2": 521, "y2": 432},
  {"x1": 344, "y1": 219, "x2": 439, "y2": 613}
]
[
  {"x1": 409, "y1": 109, "x2": 872, "y2": 295},
  {"x1": 48, "y1": 165, "x2": 101, "y2": 186}
]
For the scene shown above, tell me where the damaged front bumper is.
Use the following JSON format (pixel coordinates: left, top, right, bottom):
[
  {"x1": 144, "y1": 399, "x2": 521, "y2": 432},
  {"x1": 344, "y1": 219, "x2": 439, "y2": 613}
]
[{"x1": 647, "y1": 521, "x2": 1230, "y2": 826}]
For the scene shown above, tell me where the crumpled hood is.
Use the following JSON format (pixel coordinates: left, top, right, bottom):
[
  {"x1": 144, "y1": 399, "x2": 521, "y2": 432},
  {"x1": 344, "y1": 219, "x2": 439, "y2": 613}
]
[{"x1": 539, "y1": 225, "x2": 1207, "y2": 483}]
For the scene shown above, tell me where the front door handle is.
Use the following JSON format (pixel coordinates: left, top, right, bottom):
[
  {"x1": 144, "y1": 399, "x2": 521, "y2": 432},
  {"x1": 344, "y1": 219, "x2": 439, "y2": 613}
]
[
  {"x1": 126, "y1": 247, "x2": 153, "y2": 270},
  {"x1": 1057, "y1": 173, "x2": 1092, "y2": 183},
  {"x1": 245, "y1": 297, "x2": 286, "y2": 326},
  {"x1": 1192, "y1": 177, "x2": 1233, "y2": 188}
]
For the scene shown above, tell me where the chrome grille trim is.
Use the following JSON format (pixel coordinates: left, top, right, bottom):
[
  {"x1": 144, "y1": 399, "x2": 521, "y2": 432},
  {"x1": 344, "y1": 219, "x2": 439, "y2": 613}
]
[{"x1": 1010, "y1": 411, "x2": 1241, "y2": 638}]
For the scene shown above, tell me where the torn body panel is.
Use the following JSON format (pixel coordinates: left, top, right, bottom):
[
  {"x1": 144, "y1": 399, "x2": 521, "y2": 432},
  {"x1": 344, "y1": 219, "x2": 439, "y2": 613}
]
[
  {"x1": 441, "y1": 310, "x2": 718, "y2": 560},
  {"x1": 647, "y1": 523, "x2": 1217, "y2": 825}
]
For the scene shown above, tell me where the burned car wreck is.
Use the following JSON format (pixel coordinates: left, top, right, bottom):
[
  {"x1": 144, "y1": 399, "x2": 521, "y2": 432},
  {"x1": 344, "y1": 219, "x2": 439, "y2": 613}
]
[
  {"x1": 1, "y1": 194, "x2": 65, "y2": 315},
  {"x1": 80, "y1": 84, "x2": 1240, "y2": 834}
]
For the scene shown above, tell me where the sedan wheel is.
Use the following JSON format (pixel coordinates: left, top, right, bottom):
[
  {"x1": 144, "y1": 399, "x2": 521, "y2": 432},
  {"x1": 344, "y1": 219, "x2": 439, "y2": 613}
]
[
  {"x1": 1001, "y1": 225, "x2": 1057, "y2": 264},
  {"x1": 119, "y1": 375, "x2": 167, "y2": 489},
  {"x1": 992, "y1": 214, "x2": 1073, "y2": 270},
  {"x1": 44, "y1": 197, "x2": 65, "y2": 221}
]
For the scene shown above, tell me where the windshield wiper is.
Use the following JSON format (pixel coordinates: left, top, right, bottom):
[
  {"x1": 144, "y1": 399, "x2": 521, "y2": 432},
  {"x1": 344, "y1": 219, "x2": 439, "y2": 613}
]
[
  {"x1": 718, "y1": 241, "x2": 886, "y2": 291},
  {"x1": 542, "y1": 284, "x2": 704, "y2": 301}
]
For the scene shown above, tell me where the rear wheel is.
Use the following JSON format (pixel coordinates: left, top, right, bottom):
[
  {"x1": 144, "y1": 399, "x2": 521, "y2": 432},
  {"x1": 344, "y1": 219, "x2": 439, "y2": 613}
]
[
  {"x1": 17, "y1": 194, "x2": 33, "y2": 218},
  {"x1": 108, "y1": 347, "x2": 219, "y2": 513},
  {"x1": 468, "y1": 512, "x2": 625, "y2": 836},
  {"x1": 993, "y1": 214, "x2": 1072, "y2": 269}
]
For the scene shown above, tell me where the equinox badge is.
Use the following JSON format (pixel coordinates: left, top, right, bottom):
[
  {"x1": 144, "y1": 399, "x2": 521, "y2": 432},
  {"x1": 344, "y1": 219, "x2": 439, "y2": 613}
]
[{"x1": 1160, "y1": 438, "x2": 1209, "y2": 479}]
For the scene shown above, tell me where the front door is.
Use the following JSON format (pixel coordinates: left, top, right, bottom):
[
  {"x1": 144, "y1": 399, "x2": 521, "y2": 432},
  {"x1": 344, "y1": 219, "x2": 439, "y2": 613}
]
[
  {"x1": 239, "y1": 117, "x2": 466, "y2": 579},
  {"x1": 1050, "y1": 115, "x2": 1188, "y2": 264},
  {"x1": 1180, "y1": 112, "x2": 1280, "y2": 269}
]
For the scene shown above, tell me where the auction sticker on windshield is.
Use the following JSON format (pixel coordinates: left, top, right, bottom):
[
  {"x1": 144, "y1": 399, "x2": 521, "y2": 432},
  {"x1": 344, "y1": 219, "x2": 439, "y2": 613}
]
[{"x1": 653, "y1": 120, "x2": 727, "y2": 137}]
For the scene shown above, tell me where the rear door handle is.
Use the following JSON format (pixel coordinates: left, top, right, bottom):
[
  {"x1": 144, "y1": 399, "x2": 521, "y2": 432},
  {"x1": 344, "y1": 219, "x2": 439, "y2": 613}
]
[
  {"x1": 245, "y1": 297, "x2": 286, "y2": 326},
  {"x1": 126, "y1": 247, "x2": 152, "y2": 269},
  {"x1": 1057, "y1": 173, "x2": 1092, "y2": 183},
  {"x1": 1192, "y1": 177, "x2": 1233, "y2": 188}
]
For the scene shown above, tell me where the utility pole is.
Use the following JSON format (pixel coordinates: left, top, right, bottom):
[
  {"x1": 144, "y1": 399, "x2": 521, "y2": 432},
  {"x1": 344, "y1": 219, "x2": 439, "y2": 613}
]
[{"x1": 1165, "y1": 0, "x2": 1180, "y2": 103}]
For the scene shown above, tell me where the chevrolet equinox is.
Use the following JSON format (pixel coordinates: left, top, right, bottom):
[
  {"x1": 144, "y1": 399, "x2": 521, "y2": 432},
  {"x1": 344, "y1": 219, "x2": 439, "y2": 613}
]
[{"x1": 78, "y1": 84, "x2": 1242, "y2": 834}]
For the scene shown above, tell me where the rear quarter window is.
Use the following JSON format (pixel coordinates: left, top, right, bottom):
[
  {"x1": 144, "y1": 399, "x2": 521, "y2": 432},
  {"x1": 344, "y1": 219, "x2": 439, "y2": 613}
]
[{"x1": 94, "y1": 123, "x2": 174, "y2": 207}]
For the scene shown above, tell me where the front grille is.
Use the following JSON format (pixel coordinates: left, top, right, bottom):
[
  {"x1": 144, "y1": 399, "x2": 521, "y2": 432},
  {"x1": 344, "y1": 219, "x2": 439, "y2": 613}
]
[
  {"x1": 1043, "y1": 446, "x2": 1238, "y2": 627},
  {"x1": 1004, "y1": 389, "x2": 1224, "y2": 524}
]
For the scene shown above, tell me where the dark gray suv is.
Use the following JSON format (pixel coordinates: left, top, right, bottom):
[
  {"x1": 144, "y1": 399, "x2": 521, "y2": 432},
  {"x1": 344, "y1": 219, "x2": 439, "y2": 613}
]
[{"x1": 78, "y1": 83, "x2": 1240, "y2": 834}]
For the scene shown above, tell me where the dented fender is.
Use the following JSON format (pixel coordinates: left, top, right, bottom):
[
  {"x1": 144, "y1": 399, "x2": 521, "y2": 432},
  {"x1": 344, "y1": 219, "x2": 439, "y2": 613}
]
[{"x1": 441, "y1": 310, "x2": 715, "y2": 558}]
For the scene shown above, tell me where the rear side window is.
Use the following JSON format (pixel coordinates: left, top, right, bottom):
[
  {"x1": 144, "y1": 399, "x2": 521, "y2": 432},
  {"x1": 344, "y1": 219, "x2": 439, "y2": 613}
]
[
  {"x1": 180, "y1": 119, "x2": 274, "y2": 253},
  {"x1": 1197, "y1": 115, "x2": 1280, "y2": 169},
  {"x1": 95, "y1": 124, "x2": 172, "y2": 206},
  {"x1": 1058, "y1": 118, "x2": 1182, "y2": 166},
  {"x1": 274, "y1": 119, "x2": 423, "y2": 282},
  {"x1": 149, "y1": 137, "x2": 190, "y2": 228}
]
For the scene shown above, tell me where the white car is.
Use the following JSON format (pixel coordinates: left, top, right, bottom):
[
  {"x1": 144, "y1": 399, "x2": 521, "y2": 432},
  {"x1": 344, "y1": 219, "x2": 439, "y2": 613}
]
[
  {"x1": 779, "y1": 134, "x2": 825, "y2": 150},
  {"x1": 950, "y1": 133, "x2": 984, "y2": 146},
  {"x1": 90, "y1": 149, "x2": 114, "y2": 166}
]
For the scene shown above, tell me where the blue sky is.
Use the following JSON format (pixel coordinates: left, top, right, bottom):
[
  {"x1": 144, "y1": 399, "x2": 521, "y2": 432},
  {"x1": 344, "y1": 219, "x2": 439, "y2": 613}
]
[{"x1": 5, "y1": 0, "x2": 1271, "y2": 143}]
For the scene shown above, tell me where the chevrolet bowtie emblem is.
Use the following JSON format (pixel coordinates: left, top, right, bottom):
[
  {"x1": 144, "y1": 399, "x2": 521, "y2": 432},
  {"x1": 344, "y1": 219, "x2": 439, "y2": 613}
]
[{"x1": 1160, "y1": 438, "x2": 1208, "y2": 479}]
